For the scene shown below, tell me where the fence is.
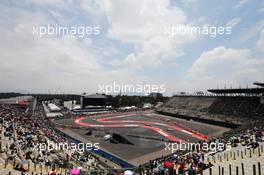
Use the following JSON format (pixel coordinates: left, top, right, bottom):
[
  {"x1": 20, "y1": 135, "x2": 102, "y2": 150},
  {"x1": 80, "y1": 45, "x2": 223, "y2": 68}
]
[
  {"x1": 206, "y1": 145, "x2": 263, "y2": 163},
  {"x1": 203, "y1": 162, "x2": 262, "y2": 175},
  {"x1": 203, "y1": 144, "x2": 264, "y2": 175}
]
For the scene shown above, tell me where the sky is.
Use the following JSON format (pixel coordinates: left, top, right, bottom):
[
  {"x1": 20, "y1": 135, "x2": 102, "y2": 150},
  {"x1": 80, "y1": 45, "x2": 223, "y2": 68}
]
[{"x1": 0, "y1": 0, "x2": 263, "y2": 95}]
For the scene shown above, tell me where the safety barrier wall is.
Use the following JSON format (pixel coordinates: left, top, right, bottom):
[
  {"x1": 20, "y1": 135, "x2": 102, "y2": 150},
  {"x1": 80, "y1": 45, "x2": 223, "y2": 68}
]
[
  {"x1": 156, "y1": 111, "x2": 239, "y2": 128},
  {"x1": 53, "y1": 127, "x2": 135, "y2": 169}
]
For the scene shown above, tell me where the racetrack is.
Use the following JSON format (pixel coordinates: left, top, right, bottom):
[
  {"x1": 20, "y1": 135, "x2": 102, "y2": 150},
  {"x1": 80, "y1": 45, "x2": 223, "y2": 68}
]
[
  {"x1": 55, "y1": 111, "x2": 230, "y2": 163},
  {"x1": 74, "y1": 112, "x2": 209, "y2": 143}
]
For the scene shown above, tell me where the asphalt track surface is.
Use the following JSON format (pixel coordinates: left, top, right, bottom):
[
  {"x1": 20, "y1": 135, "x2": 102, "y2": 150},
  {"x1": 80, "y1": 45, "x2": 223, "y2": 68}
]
[{"x1": 74, "y1": 113, "x2": 209, "y2": 143}]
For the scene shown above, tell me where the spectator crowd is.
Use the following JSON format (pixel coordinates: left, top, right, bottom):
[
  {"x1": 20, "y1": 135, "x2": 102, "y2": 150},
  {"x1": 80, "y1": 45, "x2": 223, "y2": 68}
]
[
  {"x1": 0, "y1": 103, "x2": 107, "y2": 174},
  {"x1": 0, "y1": 98, "x2": 263, "y2": 175},
  {"x1": 117, "y1": 126, "x2": 264, "y2": 175}
]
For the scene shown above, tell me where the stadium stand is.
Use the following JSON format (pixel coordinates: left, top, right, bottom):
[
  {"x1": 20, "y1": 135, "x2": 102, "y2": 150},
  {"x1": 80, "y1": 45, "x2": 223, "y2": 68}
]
[
  {"x1": 140, "y1": 86, "x2": 264, "y2": 175},
  {"x1": 159, "y1": 96, "x2": 215, "y2": 112},
  {"x1": 124, "y1": 126, "x2": 264, "y2": 175},
  {"x1": 0, "y1": 103, "x2": 109, "y2": 175},
  {"x1": 158, "y1": 95, "x2": 264, "y2": 127},
  {"x1": 208, "y1": 97, "x2": 264, "y2": 119},
  {"x1": 1, "y1": 85, "x2": 264, "y2": 175}
]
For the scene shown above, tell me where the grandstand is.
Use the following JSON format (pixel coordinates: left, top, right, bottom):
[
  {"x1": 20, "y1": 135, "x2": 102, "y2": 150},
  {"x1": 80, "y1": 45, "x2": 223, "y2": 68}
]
[
  {"x1": 0, "y1": 82, "x2": 264, "y2": 175},
  {"x1": 47, "y1": 103, "x2": 61, "y2": 112},
  {"x1": 0, "y1": 100, "x2": 109, "y2": 175},
  {"x1": 43, "y1": 102, "x2": 63, "y2": 118},
  {"x1": 72, "y1": 94, "x2": 110, "y2": 113},
  {"x1": 149, "y1": 83, "x2": 264, "y2": 175},
  {"x1": 0, "y1": 96, "x2": 34, "y2": 108},
  {"x1": 159, "y1": 83, "x2": 264, "y2": 127}
]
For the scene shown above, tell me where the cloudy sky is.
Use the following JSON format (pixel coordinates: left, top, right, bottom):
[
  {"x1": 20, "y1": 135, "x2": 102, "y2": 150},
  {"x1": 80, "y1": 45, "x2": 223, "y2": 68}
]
[{"x1": 0, "y1": 0, "x2": 263, "y2": 95}]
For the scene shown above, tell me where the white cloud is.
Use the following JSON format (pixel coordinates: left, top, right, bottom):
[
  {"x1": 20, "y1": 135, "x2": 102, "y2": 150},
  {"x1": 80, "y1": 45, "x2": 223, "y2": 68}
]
[
  {"x1": 260, "y1": 2, "x2": 264, "y2": 13},
  {"x1": 25, "y1": 0, "x2": 66, "y2": 5},
  {"x1": 0, "y1": 1, "x2": 145, "y2": 93},
  {"x1": 226, "y1": 17, "x2": 241, "y2": 28},
  {"x1": 188, "y1": 46, "x2": 251, "y2": 78},
  {"x1": 240, "y1": 19, "x2": 264, "y2": 42},
  {"x1": 79, "y1": 0, "x2": 105, "y2": 16},
  {"x1": 256, "y1": 29, "x2": 264, "y2": 50},
  {"x1": 235, "y1": 0, "x2": 250, "y2": 8},
  {"x1": 239, "y1": 0, "x2": 249, "y2": 5},
  {"x1": 181, "y1": 0, "x2": 198, "y2": 5},
  {"x1": 1, "y1": 0, "x2": 263, "y2": 95},
  {"x1": 187, "y1": 46, "x2": 264, "y2": 90},
  {"x1": 100, "y1": 0, "x2": 195, "y2": 69}
]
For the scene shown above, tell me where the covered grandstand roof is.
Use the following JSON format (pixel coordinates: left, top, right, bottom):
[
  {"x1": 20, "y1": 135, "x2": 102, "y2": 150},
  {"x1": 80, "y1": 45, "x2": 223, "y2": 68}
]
[
  {"x1": 82, "y1": 94, "x2": 106, "y2": 99},
  {"x1": 0, "y1": 96, "x2": 33, "y2": 106},
  {"x1": 47, "y1": 103, "x2": 61, "y2": 112},
  {"x1": 253, "y1": 82, "x2": 264, "y2": 87},
  {"x1": 208, "y1": 88, "x2": 264, "y2": 94}
]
